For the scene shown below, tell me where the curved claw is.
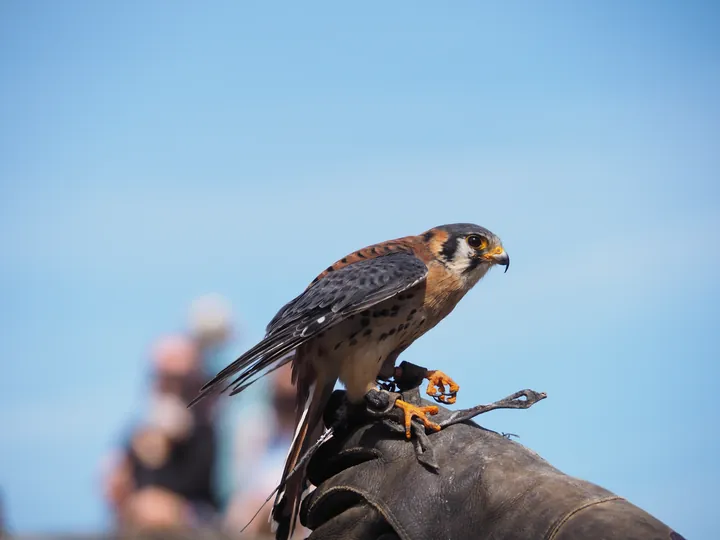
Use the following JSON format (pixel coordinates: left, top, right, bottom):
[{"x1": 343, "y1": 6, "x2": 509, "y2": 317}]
[
  {"x1": 433, "y1": 393, "x2": 457, "y2": 405},
  {"x1": 425, "y1": 370, "x2": 460, "y2": 405}
]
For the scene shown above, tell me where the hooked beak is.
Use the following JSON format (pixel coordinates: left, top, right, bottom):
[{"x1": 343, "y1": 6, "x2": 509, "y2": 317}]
[{"x1": 492, "y1": 250, "x2": 510, "y2": 273}]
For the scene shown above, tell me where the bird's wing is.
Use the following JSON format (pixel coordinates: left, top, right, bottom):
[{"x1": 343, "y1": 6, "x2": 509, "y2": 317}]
[{"x1": 190, "y1": 251, "x2": 428, "y2": 404}]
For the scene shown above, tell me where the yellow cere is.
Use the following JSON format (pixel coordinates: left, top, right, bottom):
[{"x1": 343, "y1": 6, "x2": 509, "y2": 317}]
[{"x1": 484, "y1": 245, "x2": 505, "y2": 258}]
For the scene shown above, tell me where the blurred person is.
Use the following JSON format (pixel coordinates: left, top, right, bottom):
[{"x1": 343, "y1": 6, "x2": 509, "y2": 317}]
[
  {"x1": 223, "y1": 362, "x2": 309, "y2": 538},
  {"x1": 187, "y1": 293, "x2": 234, "y2": 359},
  {"x1": 186, "y1": 293, "x2": 247, "y2": 513},
  {"x1": 102, "y1": 334, "x2": 221, "y2": 531},
  {"x1": 123, "y1": 486, "x2": 192, "y2": 531}
]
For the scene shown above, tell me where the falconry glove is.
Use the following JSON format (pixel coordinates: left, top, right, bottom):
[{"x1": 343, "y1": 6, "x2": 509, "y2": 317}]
[{"x1": 299, "y1": 387, "x2": 684, "y2": 540}]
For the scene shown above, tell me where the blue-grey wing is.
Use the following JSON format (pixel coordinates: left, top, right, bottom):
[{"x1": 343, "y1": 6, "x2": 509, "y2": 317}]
[
  {"x1": 267, "y1": 252, "x2": 427, "y2": 337},
  {"x1": 194, "y1": 252, "x2": 428, "y2": 401}
]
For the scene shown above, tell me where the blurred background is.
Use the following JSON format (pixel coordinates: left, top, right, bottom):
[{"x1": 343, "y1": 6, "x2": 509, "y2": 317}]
[{"x1": 1, "y1": 1, "x2": 718, "y2": 538}]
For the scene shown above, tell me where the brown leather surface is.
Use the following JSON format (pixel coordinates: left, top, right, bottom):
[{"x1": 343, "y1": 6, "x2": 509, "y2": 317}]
[{"x1": 301, "y1": 389, "x2": 684, "y2": 540}]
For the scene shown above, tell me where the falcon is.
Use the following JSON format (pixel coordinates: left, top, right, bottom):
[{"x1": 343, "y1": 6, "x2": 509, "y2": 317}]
[{"x1": 190, "y1": 223, "x2": 509, "y2": 539}]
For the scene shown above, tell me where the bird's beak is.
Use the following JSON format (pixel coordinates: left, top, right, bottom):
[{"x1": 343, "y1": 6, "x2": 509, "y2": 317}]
[{"x1": 487, "y1": 249, "x2": 510, "y2": 273}]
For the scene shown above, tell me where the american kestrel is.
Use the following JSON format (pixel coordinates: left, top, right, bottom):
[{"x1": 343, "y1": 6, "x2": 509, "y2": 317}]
[{"x1": 190, "y1": 223, "x2": 509, "y2": 540}]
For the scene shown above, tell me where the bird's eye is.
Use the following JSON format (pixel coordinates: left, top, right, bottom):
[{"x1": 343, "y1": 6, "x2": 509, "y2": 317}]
[{"x1": 466, "y1": 235, "x2": 486, "y2": 249}]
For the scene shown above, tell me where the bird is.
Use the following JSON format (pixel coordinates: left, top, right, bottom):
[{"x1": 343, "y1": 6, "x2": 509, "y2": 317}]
[{"x1": 190, "y1": 223, "x2": 509, "y2": 539}]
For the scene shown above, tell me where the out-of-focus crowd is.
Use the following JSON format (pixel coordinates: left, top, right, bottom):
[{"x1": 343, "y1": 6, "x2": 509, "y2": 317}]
[{"x1": 100, "y1": 295, "x2": 308, "y2": 538}]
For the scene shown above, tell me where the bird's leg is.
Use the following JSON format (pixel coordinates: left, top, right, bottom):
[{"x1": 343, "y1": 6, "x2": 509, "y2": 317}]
[
  {"x1": 393, "y1": 361, "x2": 460, "y2": 405},
  {"x1": 375, "y1": 352, "x2": 403, "y2": 392},
  {"x1": 393, "y1": 398, "x2": 441, "y2": 439}
]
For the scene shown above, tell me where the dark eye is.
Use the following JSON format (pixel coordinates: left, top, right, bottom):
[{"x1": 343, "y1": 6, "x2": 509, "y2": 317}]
[{"x1": 467, "y1": 235, "x2": 486, "y2": 249}]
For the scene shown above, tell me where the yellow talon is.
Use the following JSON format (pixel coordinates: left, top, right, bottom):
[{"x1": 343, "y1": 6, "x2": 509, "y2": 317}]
[
  {"x1": 425, "y1": 370, "x2": 460, "y2": 405},
  {"x1": 394, "y1": 399, "x2": 441, "y2": 439}
]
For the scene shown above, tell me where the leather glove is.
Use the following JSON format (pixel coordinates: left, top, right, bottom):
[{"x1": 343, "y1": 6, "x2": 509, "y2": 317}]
[{"x1": 300, "y1": 387, "x2": 685, "y2": 540}]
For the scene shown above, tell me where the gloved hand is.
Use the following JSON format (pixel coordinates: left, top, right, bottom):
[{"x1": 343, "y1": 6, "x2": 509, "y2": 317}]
[{"x1": 299, "y1": 387, "x2": 684, "y2": 540}]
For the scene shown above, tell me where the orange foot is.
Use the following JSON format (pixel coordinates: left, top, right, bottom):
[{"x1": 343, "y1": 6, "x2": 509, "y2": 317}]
[
  {"x1": 425, "y1": 370, "x2": 460, "y2": 405},
  {"x1": 394, "y1": 399, "x2": 441, "y2": 439}
]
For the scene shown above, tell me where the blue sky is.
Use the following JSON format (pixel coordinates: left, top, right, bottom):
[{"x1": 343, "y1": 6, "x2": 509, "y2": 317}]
[{"x1": 1, "y1": 0, "x2": 718, "y2": 537}]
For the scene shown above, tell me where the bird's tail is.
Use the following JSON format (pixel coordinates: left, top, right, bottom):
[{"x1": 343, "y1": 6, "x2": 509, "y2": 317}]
[{"x1": 271, "y1": 377, "x2": 336, "y2": 540}]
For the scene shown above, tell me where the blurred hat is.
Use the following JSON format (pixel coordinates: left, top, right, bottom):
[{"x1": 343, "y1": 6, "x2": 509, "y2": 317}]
[{"x1": 188, "y1": 293, "x2": 233, "y2": 346}]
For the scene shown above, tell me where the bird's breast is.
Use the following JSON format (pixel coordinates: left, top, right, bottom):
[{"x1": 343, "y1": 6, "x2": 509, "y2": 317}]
[{"x1": 311, "y1": 290, "x2": 426, "y2": 401}]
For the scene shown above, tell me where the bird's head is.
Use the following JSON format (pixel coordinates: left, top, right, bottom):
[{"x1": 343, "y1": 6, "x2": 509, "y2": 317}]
[{"x1": 422, "y1": 223, "x2": 509, "y2": 284}]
